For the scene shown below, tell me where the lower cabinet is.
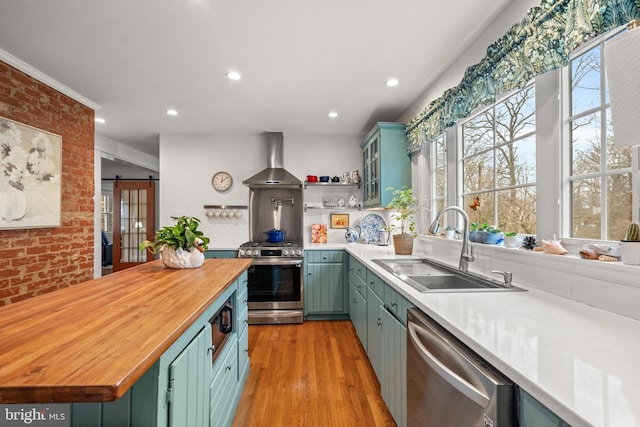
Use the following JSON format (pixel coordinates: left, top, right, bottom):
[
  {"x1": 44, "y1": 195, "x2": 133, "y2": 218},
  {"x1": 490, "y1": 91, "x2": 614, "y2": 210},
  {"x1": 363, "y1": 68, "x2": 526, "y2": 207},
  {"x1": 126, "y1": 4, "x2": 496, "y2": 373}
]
[
  {"x1": 519, "y1": 389, "x2": 571, "y2": 427},
  {"x1": 70, "y1": 272, "x2": 249, "y2": 427},
  {"x1": 168, "y1": 323, "x2": 212, "y2": 427},
  {"x1": 380, "y1": 307, "x2": 407, "y2": 427},
  {"x1": 348, "y1": 255, "x2": 410, "y2": 427},
  {"x1": 304, "y1": 250, "x2": 348, "y2": 319},
  {"x1": 366, "y1": 287, "x2": 384, "y2": 381},
  {"x1": 349, "y1": 280, "x2": 368, "y2": 349}
]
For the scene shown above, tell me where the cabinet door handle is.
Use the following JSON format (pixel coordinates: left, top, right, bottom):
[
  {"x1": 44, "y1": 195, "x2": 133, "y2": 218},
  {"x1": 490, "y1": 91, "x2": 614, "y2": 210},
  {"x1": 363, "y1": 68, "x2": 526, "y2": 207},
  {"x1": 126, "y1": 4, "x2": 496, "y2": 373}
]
[
  {"x1": 352, "y1": 298, "x2": 357, "y2": 303},
  {"x1": 369, "y1": 281, "x2": 375, "y2": 287},
  {"x1": 376, "y1": 317, "x2": 382, "y2": 326},
  {"x1": 207, "y1": 345, "x2": 216, "y2": 354},
  {"x1": 308, "y1": 272, "x2": 312, "y2": 276},
  {"x1": 225, "y1": 365, "x2": 232, "y2": 372},
  {"x1": 391, "y1": 301, "x2": 398, "y2": 308},
  {"x1": 322, "y1": 256, "x2": 328, "y2": 260}
]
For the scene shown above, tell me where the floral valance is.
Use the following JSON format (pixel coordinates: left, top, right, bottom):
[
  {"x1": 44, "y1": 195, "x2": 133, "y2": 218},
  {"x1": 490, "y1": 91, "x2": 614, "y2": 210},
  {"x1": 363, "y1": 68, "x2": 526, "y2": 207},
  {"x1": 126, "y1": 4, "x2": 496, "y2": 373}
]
[{"x1": 405, "y1": 0, "x2": 640, "y2": 153}]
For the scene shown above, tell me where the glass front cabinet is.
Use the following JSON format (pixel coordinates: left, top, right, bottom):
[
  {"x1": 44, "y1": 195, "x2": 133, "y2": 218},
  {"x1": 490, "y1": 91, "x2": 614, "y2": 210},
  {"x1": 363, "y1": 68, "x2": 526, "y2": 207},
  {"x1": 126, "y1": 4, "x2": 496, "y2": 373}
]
[{"x1": 361, "y1": 122, "x2": 411, "y2": 208}]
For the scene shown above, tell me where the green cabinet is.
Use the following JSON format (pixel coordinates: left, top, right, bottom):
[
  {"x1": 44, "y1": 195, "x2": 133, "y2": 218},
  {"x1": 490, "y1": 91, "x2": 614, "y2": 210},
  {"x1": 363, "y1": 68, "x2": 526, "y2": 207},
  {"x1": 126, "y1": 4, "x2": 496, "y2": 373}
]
[
  {"x1": 360, "y1": 122, "x2": 411, "y2": 208},
  {"x1": 380, "y1": 308, "x2": 407, "y2": 427},
  {"x1": 304, "y1": 250, "x2": 348, "y2": 319},
  {"x1": 366, "y1": 286, "x2": 384, "y2": 381},
  {"x1": 347, "y1": 255, "x2": 412, "y2": 427},
  {"x1": 169, "y1": 323, "x2": 211, "y2": 427},
  {"x1": 520, "y1": 389, "x2": 570, "y2": 427},
  {"x1": 349, "y1": 280, "x2": 368, "y2": 349},
  {"x1": 205, "y1": 250, "x2": 237, "y2": 259}
]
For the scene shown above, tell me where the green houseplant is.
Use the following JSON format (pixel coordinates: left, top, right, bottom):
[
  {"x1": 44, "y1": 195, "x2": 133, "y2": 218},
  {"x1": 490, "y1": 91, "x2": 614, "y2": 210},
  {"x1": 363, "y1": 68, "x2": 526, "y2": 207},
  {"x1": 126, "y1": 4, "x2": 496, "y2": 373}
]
[
  {"x1": 620, "y1": 222, "x2": 640, "y2": 265},
  {"x1": 385, "y1": 186, "x2": 417, "y2": 255},
  {"x1": 140, "y1": 216, "x2": 210, "y2": 269}
]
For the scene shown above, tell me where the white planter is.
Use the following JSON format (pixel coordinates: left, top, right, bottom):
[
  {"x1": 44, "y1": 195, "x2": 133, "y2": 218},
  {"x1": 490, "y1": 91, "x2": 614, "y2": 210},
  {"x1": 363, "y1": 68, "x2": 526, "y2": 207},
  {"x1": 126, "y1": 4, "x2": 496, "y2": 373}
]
[
  {"x1": 445, "y1": 229, "x2": 455, "y2": 239},
  {"x1": 504, "y1": 236, "x2": 521, "y2": 248},
  {"x1": 160, "y1": 247, "x2": 205, "y2": 269},
  {"x1": 619, "y1": 241, "x2": 640, "y2": 265}
]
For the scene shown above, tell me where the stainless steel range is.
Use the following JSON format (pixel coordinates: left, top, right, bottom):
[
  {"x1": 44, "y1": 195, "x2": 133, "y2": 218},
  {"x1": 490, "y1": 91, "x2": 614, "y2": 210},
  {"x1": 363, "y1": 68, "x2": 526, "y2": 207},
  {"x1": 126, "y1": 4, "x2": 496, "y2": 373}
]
[
  {"x1": 239, "y1": 242, "x2": 304, "y2": 324},
  {"x1": 240, "y1": 131, "x2": 305, "y2": 325}
]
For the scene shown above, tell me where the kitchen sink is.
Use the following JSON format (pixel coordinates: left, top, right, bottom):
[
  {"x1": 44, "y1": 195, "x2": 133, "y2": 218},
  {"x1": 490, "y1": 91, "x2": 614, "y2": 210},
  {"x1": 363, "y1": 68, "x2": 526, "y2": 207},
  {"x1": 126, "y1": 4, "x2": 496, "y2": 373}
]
[{"x1": 371, "y1": 258, "x2": 525, "y2": 293}]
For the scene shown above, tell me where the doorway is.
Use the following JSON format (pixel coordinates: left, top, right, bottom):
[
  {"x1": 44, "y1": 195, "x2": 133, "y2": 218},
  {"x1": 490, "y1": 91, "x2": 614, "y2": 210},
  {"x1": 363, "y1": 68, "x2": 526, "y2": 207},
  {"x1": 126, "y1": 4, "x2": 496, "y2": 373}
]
[{"x1": 112, "y1": 179, "x2": 156, "y2": 272}]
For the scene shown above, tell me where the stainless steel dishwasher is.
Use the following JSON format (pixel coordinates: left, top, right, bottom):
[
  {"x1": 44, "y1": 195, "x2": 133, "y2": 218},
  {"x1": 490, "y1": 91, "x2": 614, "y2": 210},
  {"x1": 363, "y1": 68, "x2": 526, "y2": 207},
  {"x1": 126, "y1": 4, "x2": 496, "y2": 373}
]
[{"x1": 407, "y1": 307, "x2": 515, "y2": 427}]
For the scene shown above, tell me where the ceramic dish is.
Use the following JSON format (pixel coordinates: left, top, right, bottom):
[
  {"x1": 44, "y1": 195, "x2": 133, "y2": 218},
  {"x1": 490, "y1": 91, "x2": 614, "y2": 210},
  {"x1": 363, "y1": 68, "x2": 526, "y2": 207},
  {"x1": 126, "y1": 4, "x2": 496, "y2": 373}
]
[{"x1": 359, "y1": 213, "x2": 387, "y2": 244}]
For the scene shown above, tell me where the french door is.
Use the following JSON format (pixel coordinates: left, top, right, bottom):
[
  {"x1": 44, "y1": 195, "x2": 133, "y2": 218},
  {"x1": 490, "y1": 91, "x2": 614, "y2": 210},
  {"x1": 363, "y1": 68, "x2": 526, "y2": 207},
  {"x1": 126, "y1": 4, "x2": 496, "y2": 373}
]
[{"x1": 112, "y1": 180, "x2": 155, "y2": 271}]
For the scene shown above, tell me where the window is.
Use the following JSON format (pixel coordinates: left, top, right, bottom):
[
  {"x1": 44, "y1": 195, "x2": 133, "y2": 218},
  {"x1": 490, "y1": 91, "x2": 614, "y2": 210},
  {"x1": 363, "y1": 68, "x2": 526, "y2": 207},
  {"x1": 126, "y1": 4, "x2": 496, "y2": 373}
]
[
  {"x1": 566, "y1": 33, "x2": 633, "y2": 241},
  {"x1": 460, "y1": 84, "x2": 536, "y2": 234},
  {"x1": 431, "y1": 133, "x2": 447, "y2": 216}
]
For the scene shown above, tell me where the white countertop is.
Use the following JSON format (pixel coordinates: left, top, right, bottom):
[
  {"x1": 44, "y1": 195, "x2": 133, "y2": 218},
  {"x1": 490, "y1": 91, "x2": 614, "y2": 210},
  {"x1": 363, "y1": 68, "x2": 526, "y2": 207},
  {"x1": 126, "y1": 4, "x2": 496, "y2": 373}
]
[{"x1": 340, "y1": 243, "x2": 640, "y2": 427}]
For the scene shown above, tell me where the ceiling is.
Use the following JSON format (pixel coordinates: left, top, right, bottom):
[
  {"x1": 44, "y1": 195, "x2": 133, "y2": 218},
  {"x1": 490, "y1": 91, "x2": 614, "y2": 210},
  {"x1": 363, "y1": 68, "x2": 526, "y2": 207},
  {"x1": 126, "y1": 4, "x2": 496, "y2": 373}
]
[{"x1": 0, "y1": 0, "x2": 512, "y2": 157}]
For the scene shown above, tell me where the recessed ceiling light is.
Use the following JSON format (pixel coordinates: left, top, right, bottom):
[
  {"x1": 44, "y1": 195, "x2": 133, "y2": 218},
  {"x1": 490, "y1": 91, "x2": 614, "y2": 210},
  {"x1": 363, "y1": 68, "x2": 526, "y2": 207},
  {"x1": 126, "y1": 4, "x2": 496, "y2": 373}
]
[
  {"x1": 226, "y1": 71, "x2": 241, "y2": 81},
  {"x1": 94, "y1": 117, "x2": 106, "y2": 124},
  {"x1": 328, "y1": 111, "x2": 338, "y2": 118},
  {"x1": 386, "y1": 78, "x2": 399, "y2": 87},
  {"x1": 166, "y1": 109, "x2": 178, "y2": 116}
]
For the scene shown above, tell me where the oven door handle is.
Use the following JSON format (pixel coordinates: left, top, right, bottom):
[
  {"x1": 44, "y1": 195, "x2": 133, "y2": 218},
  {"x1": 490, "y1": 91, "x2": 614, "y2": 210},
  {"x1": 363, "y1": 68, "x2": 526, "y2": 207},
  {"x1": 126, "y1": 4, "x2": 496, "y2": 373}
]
[{"x1": 249, "y1": 258, "x2": 303, "y2": 266}]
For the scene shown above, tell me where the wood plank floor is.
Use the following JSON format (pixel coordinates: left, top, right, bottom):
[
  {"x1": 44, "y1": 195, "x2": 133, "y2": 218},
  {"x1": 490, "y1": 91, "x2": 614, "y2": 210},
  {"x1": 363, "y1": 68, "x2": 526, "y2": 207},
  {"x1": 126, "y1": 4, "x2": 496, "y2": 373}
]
[{"x1": 232, "y1": 320, "x2": 396, "y2": 427}]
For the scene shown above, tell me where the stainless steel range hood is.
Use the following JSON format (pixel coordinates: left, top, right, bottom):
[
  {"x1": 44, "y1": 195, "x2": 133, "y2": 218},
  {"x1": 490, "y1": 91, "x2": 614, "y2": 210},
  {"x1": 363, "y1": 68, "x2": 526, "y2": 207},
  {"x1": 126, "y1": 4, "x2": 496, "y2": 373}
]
[{"x1": 243, "y1": 132, "x2": 302, "y2": 188}]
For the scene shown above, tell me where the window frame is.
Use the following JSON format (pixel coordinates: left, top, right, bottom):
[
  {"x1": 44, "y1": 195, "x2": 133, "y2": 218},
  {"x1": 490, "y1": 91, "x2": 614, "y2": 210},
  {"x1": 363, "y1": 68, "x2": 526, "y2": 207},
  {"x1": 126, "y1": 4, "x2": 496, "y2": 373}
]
[
  {"x1": 560, "y1": 28, "x2": 639, "y2": 243},
  {"x1": 457, "y1": 82, "x2": 537, "y2": 234}
]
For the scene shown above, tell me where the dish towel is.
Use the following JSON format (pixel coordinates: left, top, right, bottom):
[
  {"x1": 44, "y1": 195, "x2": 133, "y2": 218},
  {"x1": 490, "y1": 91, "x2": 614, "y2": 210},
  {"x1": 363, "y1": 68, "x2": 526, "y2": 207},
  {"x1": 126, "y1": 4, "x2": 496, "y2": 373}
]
[{"x1": 605, "y1": 26, "x2": 640, "y2": 148}]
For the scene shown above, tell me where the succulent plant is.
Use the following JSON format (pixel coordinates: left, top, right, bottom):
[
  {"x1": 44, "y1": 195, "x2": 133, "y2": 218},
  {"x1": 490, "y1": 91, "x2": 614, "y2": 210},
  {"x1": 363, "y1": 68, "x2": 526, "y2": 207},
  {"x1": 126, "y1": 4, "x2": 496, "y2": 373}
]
[
  {"x1": 521, "y1": 235, "x2": 537, "y2": 250},
  {"x1": 623, "y1": 222, "x2": 640, "y2": 242}
]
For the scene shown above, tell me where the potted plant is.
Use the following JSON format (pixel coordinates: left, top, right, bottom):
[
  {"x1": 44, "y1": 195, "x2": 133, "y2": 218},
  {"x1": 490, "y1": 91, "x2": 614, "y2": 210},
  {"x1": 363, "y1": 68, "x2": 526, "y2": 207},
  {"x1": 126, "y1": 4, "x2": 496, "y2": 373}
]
[
  {"x1": 468, "y1": 222, "x2": 480, "y2": 242},
  {"x1": 620, "y1": 222, "x2": 640, "y2": 265},
  {"x1": 503, "y1": 231, "x2": 520, "y2": 248},
  {"x1": 482, "y1": 225, "x2": 502, "y2": 244},
  {"x1": 445, "y1": 226, "x2": 455, "y2": 239},
  {"x1": 140, "y1": 216, "x2": 210, "y2": 269},
  {"x1": 385, "y1": 186, "x2": 417, "y2": 255}
]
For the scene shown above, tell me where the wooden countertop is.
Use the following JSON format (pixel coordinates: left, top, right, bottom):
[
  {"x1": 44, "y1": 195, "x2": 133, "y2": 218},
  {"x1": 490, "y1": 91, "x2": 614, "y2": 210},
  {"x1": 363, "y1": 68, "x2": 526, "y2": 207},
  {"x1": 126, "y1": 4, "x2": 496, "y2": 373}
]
[{"x1": 0, "y1": 258, "x2": 252, "y2": 404}]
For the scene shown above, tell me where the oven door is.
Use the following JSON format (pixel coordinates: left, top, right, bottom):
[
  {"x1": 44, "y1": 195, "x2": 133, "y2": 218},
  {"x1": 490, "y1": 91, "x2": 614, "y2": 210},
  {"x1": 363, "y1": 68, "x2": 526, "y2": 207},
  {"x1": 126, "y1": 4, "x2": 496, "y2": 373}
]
[{"x1": 247, "y1": 258, "x2": 303, "y2": 310}]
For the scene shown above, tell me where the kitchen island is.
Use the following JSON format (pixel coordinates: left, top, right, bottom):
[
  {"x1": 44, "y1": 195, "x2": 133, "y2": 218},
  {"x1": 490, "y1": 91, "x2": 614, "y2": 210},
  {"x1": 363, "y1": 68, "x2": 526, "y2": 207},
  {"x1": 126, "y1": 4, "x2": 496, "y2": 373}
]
[{"x1": 0, "y1": 258, "x2": 251, "y2": 426}]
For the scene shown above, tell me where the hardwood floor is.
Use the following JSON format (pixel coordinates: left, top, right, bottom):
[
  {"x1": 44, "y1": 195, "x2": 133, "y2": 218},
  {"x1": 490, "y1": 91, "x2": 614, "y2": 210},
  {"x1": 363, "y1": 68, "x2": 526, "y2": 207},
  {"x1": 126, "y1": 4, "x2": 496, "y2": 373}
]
[{"x1": 232, "y1": 320, "x2": 396, "y2": 427}]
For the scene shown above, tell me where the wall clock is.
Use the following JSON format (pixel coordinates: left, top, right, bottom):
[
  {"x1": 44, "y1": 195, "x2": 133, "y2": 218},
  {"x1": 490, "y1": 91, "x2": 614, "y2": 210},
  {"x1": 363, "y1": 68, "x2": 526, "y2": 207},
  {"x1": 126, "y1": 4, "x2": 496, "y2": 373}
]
[{"x1": 212, "y1": 171, "x2": 233, "y2": 192}]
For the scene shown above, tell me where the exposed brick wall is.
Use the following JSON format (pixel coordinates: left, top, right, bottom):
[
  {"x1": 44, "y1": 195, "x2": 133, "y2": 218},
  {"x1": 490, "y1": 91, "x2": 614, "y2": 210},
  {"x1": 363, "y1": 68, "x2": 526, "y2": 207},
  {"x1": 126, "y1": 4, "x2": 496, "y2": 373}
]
[{"x1": 0, "y1": 60, "x2": 95, "y2": 306}]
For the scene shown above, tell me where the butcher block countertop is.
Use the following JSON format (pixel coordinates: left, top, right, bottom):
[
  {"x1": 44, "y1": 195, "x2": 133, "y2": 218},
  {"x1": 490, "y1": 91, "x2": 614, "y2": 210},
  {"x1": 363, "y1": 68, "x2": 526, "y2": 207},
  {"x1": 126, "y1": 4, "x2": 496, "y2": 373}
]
[{"x1": 0, "y1": 258, "x2": 252, "y2": 404}]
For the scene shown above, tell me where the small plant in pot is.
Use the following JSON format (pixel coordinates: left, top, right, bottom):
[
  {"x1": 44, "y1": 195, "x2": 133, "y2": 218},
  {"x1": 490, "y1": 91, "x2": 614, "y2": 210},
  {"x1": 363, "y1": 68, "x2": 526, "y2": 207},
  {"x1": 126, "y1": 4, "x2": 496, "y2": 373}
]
[
  {"x1": 620, "y1": 222, "x2": 640, "y2": 265},
  {"x1": 386, "y1": 186, "x2": 417, "y2": 255},
  {"x1": 481, "y1": 225, "x2": 502, "y2": 244},
  {"x1": 503, "y1": 231, "x2": 520, "y2": 248},
  {"x1": 140, "y1": 216, "x2": 210, "y2": 269}
]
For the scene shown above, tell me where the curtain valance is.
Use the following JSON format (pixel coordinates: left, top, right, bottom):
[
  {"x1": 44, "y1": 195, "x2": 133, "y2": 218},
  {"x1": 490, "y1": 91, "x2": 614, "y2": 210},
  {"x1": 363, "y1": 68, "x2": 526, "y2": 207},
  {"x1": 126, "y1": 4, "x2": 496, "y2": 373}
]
[{"x1": 405, "y1": 0, "x2": 640, "y2": 153}]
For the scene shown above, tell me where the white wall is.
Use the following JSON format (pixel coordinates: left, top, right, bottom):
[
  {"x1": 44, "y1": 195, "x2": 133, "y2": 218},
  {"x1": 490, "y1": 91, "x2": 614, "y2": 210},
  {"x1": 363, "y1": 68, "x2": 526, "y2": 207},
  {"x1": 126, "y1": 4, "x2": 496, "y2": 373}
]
[{"x1": 159, "y1": 132, "x2": 381, "y2": 248}]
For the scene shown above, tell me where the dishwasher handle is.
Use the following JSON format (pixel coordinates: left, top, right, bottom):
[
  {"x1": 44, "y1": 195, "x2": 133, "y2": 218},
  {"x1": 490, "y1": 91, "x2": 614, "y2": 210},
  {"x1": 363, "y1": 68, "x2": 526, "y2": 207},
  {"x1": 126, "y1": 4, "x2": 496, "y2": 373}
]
[{"x1": 408, "y1": 321, "x2": 490, "y2": 409}]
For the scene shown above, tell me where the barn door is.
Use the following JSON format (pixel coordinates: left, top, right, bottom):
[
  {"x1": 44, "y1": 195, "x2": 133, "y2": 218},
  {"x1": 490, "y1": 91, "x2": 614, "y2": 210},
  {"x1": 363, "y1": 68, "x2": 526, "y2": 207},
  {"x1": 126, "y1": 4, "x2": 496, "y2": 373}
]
[{"x1": 112, "y1": 180, "x2": 155, "y2": 271}]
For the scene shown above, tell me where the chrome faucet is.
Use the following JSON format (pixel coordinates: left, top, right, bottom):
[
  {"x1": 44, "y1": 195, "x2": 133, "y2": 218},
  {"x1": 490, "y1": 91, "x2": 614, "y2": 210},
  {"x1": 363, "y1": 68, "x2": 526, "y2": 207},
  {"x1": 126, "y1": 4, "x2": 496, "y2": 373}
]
[{"x1": 428, "y1": 206, "x2": 474, "y2": 272}]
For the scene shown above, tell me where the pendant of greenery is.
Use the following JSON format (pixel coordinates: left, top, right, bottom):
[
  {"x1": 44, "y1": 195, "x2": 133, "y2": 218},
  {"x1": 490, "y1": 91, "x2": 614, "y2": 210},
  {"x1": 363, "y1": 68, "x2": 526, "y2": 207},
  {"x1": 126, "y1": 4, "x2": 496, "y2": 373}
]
[{"x1": 140, "y1": 216, "x2": 210, "y2": 254}]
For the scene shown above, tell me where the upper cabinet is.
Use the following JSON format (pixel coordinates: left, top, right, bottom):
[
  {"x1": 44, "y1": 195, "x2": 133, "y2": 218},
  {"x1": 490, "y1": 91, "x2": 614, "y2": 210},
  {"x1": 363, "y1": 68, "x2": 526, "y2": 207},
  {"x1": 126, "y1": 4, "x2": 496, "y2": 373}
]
[{"x1": 361, "y1": 123, "x2": 411, "y2": 208}]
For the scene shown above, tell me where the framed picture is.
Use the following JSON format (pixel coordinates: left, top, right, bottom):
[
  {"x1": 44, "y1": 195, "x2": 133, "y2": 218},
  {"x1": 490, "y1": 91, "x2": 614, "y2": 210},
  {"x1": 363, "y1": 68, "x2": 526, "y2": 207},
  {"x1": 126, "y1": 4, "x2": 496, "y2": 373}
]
[
  {"x1": 330, "y1": 213, "x2": 349, "y2": 229},
  {"x1": 0, "y1": 117, "x2": 62, "y2": 229}
]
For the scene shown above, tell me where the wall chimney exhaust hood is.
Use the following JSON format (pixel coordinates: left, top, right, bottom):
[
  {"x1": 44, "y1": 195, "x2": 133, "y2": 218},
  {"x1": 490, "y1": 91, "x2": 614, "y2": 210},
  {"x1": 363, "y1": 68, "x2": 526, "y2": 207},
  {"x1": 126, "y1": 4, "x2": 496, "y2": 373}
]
[{"x1": 243, "y1": 132, "x2": 302, "y2": 188}]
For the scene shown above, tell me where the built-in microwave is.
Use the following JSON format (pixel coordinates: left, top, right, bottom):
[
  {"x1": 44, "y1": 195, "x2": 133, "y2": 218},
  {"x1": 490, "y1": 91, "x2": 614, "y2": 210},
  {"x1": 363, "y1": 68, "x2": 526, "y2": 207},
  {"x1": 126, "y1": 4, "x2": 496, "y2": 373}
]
[{"x1": 208, "y1": 297, "x2": 233, "y2": 364}]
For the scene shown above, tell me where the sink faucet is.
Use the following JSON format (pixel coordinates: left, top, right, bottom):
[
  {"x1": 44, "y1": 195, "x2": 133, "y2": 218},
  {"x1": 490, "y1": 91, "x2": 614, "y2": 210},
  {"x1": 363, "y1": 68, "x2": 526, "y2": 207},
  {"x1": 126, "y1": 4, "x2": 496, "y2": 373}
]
[{"x1": 428, "y1": 206, "x2": 475, "y2": 272}]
